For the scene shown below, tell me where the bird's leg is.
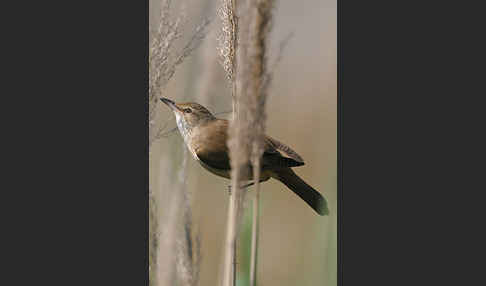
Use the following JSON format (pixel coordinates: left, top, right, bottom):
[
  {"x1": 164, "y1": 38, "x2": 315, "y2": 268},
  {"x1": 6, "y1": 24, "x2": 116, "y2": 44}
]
[
  {"x1": 227, "y1": 182, "x2": 253, "y2": 195},
  {"x1": 227, "y1": 179, "x2": 269, "y2": 196},
  {"x1": 227, "y1": 185, "x2": 232, "y2": 196},
  {"x1": 241, "y1": 181, "x2": 256, "y2": 189}
]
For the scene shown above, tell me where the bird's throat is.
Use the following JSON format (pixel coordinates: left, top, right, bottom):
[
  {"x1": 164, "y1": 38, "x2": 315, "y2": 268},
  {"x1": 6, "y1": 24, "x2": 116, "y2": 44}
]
[
  {"x1": 175, "y1": 113, "x2": 199, "y2": 160},
  {"x1": 175, "y1": 113, "x2": 191, "y2": 143}
]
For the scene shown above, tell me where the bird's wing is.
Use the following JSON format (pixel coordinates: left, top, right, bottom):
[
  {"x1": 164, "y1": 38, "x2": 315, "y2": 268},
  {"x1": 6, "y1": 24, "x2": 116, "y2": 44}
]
[
  {"x1": 261, "y1": 136, "x2": 304, "y2": 169},
  {"x1": 195, "y1": 119, "x2": 231, "y2": 170},
  {"x1": 196, "y1": 148, "x2": 231, "y2": 170},
  {"x1": 195, "y1": 119, "x2": 304, "y2": 170},
  {"x1": 264, "y1": 136, "x2": 305, "y2": 164}
]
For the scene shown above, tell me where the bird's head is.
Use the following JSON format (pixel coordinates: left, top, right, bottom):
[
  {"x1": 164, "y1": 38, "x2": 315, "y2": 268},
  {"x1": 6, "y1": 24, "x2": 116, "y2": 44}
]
[{"x1": 160, "y1": 98, "x2": 216, "y2": 132}]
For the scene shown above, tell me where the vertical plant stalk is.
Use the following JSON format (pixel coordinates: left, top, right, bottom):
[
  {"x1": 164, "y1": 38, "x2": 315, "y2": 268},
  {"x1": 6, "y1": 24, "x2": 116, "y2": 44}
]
[
  {"x1": 156, "y1": 147, "x2": 189, "y2": 286},
  {"x1": 149, "y1": 1, "x2": 210, "y2": 285},
  {"x1": 219, "y1": 0, "x2": 275, "y2": 285},
  {"x1": 218, "y1": 0, "x2": 240, "y2": 285},
  {"x1": 175, "y1": 147, "x2": 201, "y2": 286},
  {"x1": 149, "y1": 186, "x2": 159, "y2": 286},
  {"x1": 247, "y1": 0, "x2": 274, "y2": 285},
  {"x1": 249, "y1": 164, "x2": 261, "y2": 286}
]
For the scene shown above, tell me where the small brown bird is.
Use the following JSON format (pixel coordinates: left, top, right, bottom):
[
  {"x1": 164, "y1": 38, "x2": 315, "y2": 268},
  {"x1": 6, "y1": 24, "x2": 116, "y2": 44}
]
[{"x1": 160, "y1": 97, "x2": 328, "y2": 216}]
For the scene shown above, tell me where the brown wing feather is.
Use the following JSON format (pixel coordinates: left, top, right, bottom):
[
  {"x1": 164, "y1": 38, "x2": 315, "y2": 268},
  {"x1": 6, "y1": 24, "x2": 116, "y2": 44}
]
[
  {"x1": 264, "y1": 136, "x2": 304, "y2": 164},
  {"x1": 194, "y1": 119, "x2": 231, "y2": 170},
  {"x1": 261, "y1": 136, "x2": 304, "y2": 168},
  {"x1": 194, "y1": 119, "x2": 304, "y2": 170}
]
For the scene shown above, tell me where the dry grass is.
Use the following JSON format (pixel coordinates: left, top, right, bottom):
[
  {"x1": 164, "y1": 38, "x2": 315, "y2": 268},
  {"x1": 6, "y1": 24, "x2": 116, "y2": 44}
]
[
  {"x1": 149, "y1": 0, "x2": 210, "y2": 148},
  {"x1": 217, "y1": 0, "x2": 237, "y2": 82},
  {"x1": 176, "y1": 169, "x2": 202, "y2": 286},
  {"x1": 148, "y1": 1, "x2": 209, "y2": 285},
  {"x1": 218, "y1": 0, "x2": 276, "y2": 285},
  {"x1": 150, "y1": 0, "x2": 331, "y2": 285},
  {"x1": 218, "y1": 0, "x2": 240, "y2": 285},
  {"x1": 246, "y1": 2, "x2": 275, "y2": 285}
]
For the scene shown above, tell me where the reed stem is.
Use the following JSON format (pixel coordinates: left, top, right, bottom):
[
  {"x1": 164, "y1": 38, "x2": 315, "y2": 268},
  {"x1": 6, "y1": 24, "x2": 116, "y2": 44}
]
[{"x1": 249, "y1": 181, "x2": 261, "y2": 286}]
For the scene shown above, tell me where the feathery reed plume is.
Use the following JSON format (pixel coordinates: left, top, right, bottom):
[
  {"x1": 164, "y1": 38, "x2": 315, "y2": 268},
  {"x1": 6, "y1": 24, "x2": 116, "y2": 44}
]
[
  {"x1": 149, "y1": 0, "x2": 183, "y2": 147},
  {"x1": 149, "y1": 1, "x2": 209, "y2": 286},
  {"x1": 217, "y1": 0, "x2": 237, "y2": 82},
  {"x1": 155, "y1": 142, "x2": 200, "y2": 286},
  {"x1": 176, "y1": 170, "x2": 201, "y2": 286},
  {"x1": 218, "y1": 0, "x2": 240, "y2": 285},
  {"x1": 156, "y1": 147, "x2": 188, "y2": 286},
  {"x1": 263, "y1": 32, "x2": 293, "y2": 94},
  {"x1": 149, "y1": 186, "x2": 159, "y2": 286},
  {"x1": 219, "y1": 0, "x2": 249, "y2": 285},
  {"x1": 219, "y1": 0, "x2": 277, "y2": 285},
  {"x1": 149, "y1": 0, "x2": 210, "y2": 148},
  {"x1": 246, "y1": 1, "x2": 275, "y2": 285},
  {"x1": 195, "y1": 27, "x2": 221, "y2": 107}
]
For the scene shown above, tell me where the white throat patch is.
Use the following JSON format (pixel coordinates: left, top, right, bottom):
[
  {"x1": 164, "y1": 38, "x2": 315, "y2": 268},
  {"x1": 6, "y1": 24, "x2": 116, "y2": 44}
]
[{"x1": 175, "y1": 113, "x2": 199, "y2": 160}]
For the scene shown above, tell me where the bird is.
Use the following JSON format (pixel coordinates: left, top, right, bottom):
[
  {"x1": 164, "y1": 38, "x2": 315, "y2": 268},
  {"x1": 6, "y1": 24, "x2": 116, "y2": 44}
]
[{"x1": 160, "y1": 97, "x2": 328, "y2": 216}]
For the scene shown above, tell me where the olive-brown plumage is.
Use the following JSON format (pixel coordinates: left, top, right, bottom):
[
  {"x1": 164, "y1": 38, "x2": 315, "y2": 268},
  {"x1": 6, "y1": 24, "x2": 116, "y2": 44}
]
[{"x1": 160, "y1": 97, "x2": 328, "y2": 215}]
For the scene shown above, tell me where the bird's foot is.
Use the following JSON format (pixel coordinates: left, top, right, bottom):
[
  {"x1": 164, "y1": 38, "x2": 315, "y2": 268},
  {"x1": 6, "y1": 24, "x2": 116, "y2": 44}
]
[
  {"x1": 227, "y1": 181, "x2": 256, "y2": 195},
  {"x1": 241, "y1": 182, "x2": 255, "y2": 189}
]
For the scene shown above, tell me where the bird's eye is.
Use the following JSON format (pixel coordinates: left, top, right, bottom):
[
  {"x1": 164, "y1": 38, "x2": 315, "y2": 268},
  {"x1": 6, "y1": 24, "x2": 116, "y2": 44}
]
[{"x1": 184, "y1": 108, "x2": 192, "y2": 113}]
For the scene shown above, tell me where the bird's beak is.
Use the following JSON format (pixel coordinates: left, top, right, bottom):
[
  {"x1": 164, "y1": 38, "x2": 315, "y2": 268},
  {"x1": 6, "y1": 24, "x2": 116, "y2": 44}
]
[{"x1": 160, "y1": 97, "x2": 181, "y2": 112}]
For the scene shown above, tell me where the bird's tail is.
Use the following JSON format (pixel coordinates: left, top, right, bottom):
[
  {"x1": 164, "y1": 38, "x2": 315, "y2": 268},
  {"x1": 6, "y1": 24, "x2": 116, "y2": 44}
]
[{"x1": 273, "y1": 168, "x2": 329, "y2": 216}]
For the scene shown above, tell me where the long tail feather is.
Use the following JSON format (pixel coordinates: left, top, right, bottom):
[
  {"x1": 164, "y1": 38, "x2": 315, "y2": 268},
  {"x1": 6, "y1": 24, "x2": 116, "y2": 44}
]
[{"x1": 274, "y1": 168, "x2": 328, "y2": 216}]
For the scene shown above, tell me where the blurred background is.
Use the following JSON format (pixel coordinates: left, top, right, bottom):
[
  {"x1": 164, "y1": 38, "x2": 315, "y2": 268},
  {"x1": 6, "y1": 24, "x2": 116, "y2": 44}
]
[{"x1": 149, "y1": 0, "x2": 336, "y2": 285}]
